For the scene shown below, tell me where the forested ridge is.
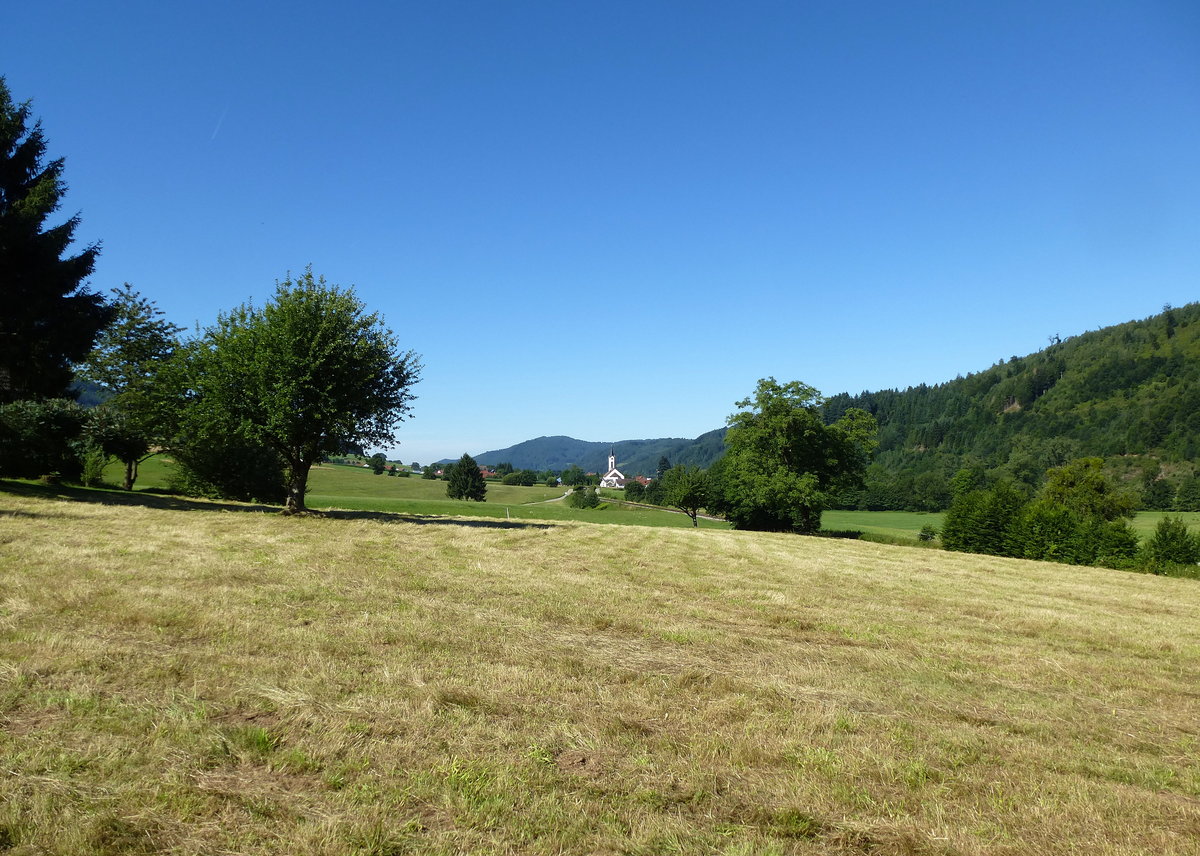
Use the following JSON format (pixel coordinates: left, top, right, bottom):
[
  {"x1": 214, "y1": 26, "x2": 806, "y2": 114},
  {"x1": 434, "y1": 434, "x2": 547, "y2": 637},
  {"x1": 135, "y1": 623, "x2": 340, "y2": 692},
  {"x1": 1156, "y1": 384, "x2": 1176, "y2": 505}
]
[
  {"x1": 467, "y1": 430, "x2": 727, "y2": 476},
  {"x1": 823, "y1": 302, "x2": 1200, "y2": 510},
  {"x1": 479, "y1": 304, "x2": 1200, "y2": 510}
]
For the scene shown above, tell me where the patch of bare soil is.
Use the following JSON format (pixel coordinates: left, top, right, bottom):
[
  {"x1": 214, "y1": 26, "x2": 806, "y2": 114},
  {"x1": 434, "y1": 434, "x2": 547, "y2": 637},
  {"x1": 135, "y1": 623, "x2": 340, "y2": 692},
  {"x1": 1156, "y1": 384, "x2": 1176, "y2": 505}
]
[{"x1": 555, "y1": 749, "x2": 611, "y2": 779}]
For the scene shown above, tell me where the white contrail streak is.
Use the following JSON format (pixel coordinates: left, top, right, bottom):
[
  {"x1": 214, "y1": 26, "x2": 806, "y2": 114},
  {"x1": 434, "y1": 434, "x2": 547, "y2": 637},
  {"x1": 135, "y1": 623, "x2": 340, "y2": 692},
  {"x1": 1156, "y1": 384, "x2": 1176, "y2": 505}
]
[{"x1": 210, "y1": 105, "x2": 229, "y2": 141}]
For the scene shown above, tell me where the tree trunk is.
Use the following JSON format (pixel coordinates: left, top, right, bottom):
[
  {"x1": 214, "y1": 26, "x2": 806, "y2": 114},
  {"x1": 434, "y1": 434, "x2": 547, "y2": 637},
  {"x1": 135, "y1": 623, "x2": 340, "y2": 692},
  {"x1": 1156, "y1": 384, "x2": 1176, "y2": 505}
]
[
  {"x1": 283, "y1": 459, "x2": 311, "y2": 514},
  {"x1": 122, "y1": 458, "x2": 138, "y2": 491}
]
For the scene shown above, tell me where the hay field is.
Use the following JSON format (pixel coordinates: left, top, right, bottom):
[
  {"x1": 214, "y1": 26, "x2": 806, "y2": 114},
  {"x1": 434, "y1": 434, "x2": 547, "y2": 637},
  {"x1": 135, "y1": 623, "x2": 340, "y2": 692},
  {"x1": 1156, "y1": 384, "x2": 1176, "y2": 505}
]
[{"x1": 1, "y1": 487, "x2": 1197, "y2": 855}]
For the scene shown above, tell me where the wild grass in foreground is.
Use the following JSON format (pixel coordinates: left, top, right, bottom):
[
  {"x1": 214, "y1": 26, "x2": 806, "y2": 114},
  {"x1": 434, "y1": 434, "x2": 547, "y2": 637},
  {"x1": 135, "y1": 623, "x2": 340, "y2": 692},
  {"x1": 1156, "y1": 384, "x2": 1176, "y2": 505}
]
[{"x1": 2, "y1": 489, "x2": 1197, "y2": 854}]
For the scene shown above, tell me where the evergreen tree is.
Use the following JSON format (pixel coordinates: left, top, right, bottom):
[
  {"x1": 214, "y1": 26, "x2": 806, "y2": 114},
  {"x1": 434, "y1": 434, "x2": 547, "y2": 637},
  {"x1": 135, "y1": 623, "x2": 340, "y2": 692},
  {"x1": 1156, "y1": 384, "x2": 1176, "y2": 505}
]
[
  {"x1": 1146, "y1": 516, "x2": 1200, "y2": 569},
  {"x1": 1174, "y1": 477, "x2": 1200, "y2": 512},
  {"x1": 0, "y1": 77, "x2": 110, "y2": 403},
  {"x1": 656, "y1": 456, "x2": 671, "y2": 481},
  {"x1": 446, "y1": 453, "x2": 487, "y2": 501},
  {"x1": 941, "y1": 481, "x2": 1028, "y2": 556}
]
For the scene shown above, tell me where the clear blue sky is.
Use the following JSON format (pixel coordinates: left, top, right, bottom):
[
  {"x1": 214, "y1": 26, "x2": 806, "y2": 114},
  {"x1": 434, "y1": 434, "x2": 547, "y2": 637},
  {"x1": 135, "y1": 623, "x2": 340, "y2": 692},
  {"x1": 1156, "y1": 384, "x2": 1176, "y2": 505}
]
[{"x1": 8, "y1": 1, "x2": 1200, "y2": 464}]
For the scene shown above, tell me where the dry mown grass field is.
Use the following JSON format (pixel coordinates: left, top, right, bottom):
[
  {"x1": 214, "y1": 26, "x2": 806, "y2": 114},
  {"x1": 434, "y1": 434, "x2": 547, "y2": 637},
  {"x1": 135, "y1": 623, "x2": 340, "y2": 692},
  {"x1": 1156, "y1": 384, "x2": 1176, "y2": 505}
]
[{"x1": 1, "y1": 486, "x2": 1198, "y2": 855}]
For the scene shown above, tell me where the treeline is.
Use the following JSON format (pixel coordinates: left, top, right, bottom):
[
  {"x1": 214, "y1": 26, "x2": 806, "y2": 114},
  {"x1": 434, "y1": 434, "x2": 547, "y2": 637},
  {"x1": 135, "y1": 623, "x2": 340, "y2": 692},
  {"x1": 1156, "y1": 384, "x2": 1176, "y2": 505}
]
[
  {"x1": 941, "y1": 458, "x2": 1199, "y2": 579},
  {"x1": 823, "y1": 302, "x2": 1200, "y2": 512}
]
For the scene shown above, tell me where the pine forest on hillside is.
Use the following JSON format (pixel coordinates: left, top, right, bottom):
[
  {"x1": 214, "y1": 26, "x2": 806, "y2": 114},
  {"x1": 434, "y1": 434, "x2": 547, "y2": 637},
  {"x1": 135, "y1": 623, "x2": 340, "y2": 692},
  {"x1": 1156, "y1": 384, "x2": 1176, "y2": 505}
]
[{"x1": 823, "y1": 302, "x2": 1200, "y2": 511}]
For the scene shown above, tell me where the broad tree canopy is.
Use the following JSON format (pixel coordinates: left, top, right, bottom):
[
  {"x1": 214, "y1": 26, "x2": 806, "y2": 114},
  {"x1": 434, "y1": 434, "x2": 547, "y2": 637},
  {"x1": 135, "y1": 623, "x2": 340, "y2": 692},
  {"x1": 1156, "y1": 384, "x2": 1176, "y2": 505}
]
[
  {"x1": 709, "y1": 378, "x2": 877, "y2": 534},
  {"x1": 188, "y1": 268, "x2": 421, "y2": 512}
]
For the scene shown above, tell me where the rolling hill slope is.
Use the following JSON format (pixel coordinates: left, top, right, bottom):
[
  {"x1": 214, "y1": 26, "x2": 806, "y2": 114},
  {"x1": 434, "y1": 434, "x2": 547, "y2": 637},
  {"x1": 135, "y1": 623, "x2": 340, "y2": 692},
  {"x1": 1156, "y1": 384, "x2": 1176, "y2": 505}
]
[{"x1": 473, "y1": 303, "x2": 1200, "y2": 509}]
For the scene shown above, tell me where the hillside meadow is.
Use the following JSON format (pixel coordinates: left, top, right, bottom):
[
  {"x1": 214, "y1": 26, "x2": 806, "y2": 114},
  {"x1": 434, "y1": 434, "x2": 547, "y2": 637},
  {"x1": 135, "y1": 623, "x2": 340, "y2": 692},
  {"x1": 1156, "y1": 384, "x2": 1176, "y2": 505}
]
[
  {"x1": 110, "y1": 458, "x2": 731, "y2": 530},
  {"x1": 107, "y1": 457, "x2": 1200, "y2": 543},
  {"x1": 1, "y1": 485, "x2": 1197, "y2": 855}
]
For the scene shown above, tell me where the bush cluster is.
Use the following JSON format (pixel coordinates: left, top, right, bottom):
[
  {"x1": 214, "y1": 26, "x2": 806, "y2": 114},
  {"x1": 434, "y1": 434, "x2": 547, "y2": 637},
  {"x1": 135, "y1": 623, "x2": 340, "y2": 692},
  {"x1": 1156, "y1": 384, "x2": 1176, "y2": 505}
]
[{"x1": 568, "y1": 485, "x2": 599, "y2": 509}]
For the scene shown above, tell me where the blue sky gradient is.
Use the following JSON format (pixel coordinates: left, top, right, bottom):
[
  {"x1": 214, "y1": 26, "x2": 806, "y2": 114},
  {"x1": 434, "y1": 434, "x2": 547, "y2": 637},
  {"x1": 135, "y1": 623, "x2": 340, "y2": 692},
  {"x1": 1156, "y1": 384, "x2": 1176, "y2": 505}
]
[{"x1": 7, "y1": 1, "x2": 1200, "y2": 464}]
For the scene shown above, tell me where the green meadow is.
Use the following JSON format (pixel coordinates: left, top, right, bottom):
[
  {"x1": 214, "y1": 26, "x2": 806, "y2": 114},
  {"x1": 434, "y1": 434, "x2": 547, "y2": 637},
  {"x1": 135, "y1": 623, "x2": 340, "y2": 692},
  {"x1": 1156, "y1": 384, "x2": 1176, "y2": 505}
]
[
  {"x1": 109, "y1": 456, "x2": 1200, "y2": 541},
  {"x1": 2, "y1": 484, "x2": 1198, "y2": 854},
  {"x1": 110, "y1": 458, "x2": 730, "y2": 530}
]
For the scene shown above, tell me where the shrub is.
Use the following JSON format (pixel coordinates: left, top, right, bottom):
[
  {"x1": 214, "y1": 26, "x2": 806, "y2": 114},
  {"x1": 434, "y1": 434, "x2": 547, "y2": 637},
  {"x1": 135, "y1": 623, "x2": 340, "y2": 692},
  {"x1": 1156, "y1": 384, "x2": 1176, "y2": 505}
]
[
  {"x1": 1145, "y1": 516, "x2": 1200, "y2": 572},
  {"x1": 568, "y1": 486, "x2": 599, "y2": 509},
  {"x1": 169, "y1": 435, "x2": 287, "y2": 504},
  {"x1": 78, "y1": 441, "x2": 110, "y2": 487},
  {"x1": 0, "y1": 399, "x2": 88, "y2": 480},
  {"x1": 917, "y1": 524, "x2": 938, "y2": 542}
]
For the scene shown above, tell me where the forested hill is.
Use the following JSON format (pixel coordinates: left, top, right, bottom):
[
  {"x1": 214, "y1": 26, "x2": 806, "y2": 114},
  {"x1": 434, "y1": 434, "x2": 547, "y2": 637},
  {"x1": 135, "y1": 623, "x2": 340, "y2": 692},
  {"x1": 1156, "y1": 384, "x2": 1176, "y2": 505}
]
[
  {"x1": 467, "y1": 303, "x2": 1199, "y2": 506},
  {"x1": 468, "y1": 430, "x2": 726, "y2": 476},
  {"x1": 823, "y1": 302, "x2": 1200, "y2": 510}
]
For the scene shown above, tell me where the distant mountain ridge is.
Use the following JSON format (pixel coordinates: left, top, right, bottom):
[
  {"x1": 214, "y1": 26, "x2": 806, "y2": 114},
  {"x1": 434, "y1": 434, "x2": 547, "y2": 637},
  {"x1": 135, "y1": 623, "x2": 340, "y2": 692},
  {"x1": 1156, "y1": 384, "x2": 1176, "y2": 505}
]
[
  {"x1": 458, "y1": 303, "x2": 1200, "y2": 509},
  {"x1": 463, "y1": 430, "x2": 727, "y2": 476}
]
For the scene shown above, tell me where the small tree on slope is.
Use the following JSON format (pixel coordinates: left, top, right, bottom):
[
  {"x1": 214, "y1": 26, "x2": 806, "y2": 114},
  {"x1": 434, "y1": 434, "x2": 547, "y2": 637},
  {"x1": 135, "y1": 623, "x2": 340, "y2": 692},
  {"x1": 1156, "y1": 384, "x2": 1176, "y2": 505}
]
[{"x1": 447, "y1": 453, "x2": 487, "y2": 502}]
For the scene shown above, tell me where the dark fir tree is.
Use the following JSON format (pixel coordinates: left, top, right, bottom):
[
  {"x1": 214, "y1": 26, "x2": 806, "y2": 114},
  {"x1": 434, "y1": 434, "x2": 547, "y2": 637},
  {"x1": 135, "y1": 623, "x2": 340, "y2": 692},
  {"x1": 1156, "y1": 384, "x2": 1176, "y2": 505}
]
[
  {"x1": 0, "y1": 77, "x2": 110, "y2": 403},
  {"x1": 447, "y1": 453, "x2": 487, "y2": 501},
  {"x1": 656, "y1": 456, "x2": 671, "y2": 481},
  {"x1": 1146, "y1": 516, "x2": 1200, "y2": 570}
]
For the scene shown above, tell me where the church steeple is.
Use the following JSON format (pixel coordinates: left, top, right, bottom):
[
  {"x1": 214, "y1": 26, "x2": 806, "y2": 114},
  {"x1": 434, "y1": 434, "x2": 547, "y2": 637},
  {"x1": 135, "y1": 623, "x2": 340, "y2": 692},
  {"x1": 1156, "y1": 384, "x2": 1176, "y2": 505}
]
[{"x1": 600, "y1": 447, "x2": 626, "y2": 488}]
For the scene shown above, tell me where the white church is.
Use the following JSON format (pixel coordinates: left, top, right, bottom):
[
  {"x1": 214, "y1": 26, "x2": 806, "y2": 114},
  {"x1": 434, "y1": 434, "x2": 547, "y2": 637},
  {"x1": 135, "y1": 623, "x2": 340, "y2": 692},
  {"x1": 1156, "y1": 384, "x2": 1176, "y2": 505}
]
[{"x1": 598, "y1": 448, "x2": 627, "y2": 489}]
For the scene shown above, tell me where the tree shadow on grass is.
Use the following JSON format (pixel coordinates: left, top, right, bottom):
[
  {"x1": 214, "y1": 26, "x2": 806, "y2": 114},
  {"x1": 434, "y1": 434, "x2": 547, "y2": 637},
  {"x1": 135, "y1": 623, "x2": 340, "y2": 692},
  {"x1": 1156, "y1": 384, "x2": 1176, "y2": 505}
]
[
  {"x1": 0, "y1": 479, "x2": 555, "y2": 530},
  {"x1": 0, "y1": 478, "x2": 279, "y2": 514},
  {"x1": 319, "y1": 509, "x2": 554, "y2": 530}
]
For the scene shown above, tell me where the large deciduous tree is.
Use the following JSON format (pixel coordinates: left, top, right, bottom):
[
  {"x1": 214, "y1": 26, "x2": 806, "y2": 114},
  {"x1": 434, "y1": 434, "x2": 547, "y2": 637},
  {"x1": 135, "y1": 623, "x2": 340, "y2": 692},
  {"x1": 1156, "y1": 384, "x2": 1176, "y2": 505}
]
[
  {"x1": 707, "y1": 378, "x2": 877, "y2": 534},
  {"x1": 0, "y1": 77, "x2": 110, "y2": 403},
  {"x1": 184, "y1": 268, "x2": 421, "y2": 512}
]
